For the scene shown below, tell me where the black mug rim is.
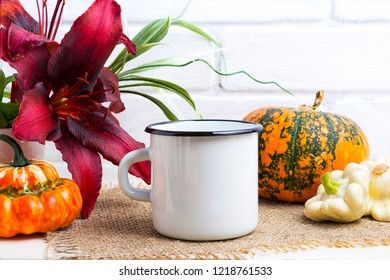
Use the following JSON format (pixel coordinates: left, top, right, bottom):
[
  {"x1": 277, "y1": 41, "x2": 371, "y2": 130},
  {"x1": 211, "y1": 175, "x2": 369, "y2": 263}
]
[{"x1": 145, "y1": 119, "x2": 262, "y2": 137}]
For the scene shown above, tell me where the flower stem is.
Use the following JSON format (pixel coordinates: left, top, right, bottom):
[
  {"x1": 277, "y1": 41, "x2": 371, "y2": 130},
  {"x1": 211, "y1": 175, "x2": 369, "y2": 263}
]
[
  {"x1": 36, "y1": 0, "x2": 42, "y2": 35},
  {"x1": 47, "y1": 0, "x2": 66, "y2": 40},
  {"x1": 52, "y1": 0, "x2": 65, "y2": 40}
]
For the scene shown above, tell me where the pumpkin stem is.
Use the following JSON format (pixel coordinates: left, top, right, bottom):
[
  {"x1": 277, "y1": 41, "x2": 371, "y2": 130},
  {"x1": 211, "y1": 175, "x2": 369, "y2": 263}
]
[
  {"x1": 0, "y1": 134, "x2": 31, "y2": 167},
  {"x1": 298, "y1": 90, "x2": 324, "y2": 111},
  {"x1": 312, "y1": 90, "x2": 324, "y2": 110},
  {"x1": 320, "y1": 171, "x2": 340, "y2": 194}
]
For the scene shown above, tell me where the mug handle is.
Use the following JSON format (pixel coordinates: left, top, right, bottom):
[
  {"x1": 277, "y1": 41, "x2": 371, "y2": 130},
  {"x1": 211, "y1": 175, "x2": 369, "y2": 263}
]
[{"x1": 118, "y1": 148, "x2": 151, "y2": 202}]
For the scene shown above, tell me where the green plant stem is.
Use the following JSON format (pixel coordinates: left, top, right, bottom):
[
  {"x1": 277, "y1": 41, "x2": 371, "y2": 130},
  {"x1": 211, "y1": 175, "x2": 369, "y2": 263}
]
[
  {"x1": 118, "y1": 58, "x2": 294, "y2": 96},
  {"x1": 120, "y1": 90, "x2": 179, "y2": 121}
]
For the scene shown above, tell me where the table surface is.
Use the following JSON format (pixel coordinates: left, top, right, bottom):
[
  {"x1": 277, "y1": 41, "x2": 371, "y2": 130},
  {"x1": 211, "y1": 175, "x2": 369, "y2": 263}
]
[
  {"x1": 1, "y1": 234, "x2": 390, "y2": 260},
  {"x1": 1, "y1": 166, "x2": 390, "y2": 260}
]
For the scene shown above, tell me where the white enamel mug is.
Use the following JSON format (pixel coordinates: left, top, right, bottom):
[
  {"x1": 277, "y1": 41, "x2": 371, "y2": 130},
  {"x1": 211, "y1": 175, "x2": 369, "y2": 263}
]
[{"x1": 118, "y1": 119, "x2": 262, "y2": 241}]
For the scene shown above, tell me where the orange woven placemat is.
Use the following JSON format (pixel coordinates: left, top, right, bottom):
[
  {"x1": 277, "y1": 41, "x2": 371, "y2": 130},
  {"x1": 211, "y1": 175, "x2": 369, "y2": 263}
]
[{"x1": 45, "y1": 186, "x2": 390, "y2": 260}]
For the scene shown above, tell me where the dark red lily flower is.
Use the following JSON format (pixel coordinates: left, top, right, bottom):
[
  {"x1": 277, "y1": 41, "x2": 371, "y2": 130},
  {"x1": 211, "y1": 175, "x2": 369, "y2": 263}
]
[{"x1": 1, "y1": 0, "x2": 151, "y2": 218}]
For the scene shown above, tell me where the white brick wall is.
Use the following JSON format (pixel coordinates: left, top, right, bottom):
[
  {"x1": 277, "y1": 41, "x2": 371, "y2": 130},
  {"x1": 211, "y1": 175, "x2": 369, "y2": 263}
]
[
  {"x1": 334, "y1": 0, "x2": 390, "y2": 21},
  {"x1": 2, "y1": 0, "x2": 390, "y2": 180}
]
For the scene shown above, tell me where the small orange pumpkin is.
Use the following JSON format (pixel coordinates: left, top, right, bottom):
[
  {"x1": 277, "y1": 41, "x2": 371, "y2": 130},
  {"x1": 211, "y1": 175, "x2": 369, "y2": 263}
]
[
  {"x1": 0, "y1": 134, "x2": 82, "y2": 238},
  {"x1": 243, "y1": 91, "x2": 370, "y2": 203}
]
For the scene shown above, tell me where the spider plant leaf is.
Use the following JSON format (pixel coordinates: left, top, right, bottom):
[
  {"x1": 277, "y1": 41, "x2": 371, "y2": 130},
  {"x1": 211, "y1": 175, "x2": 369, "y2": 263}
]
[
  {"x1": 117, "y1": 46, "x2": 227, "y2": 76},
  {"x1": 132, "y1": 18, "x2": 171, "y2": 50},
  {"x1": 117, "y1": 56, "x2": 193, "y2": 75},
  {"x1": 119, "y1": 75, "x2": 196, "y2": 110},
  {"x1": 0, "y1": 70, "x2": 15, "y2": 101},
  {"x1": 172, "y1": 19, "x2": 222, "y2": 49},
  {"x1": 5, "y1": 75, "x2": 15, "y2": 86},
  {"x1": 119, "y1": 56, "x2": 293, "y2": 95},
  {"x1": 0, "y1": 69, "x2": 5, "y2": 100},
  {"x1": 121, "y1": 90, "x2": 179, "y2": 121},
  {"x1": 109, "y1": 18, "x2": 171, "y2": 73},
  {"x1": 2, "y1": 91, "x2": 11, "y2": 99},
  {"x1": 0, "y1": 102, "x2": 19, "y2": 119},
  {"x1": 0, "y1": 112, "x2": 7, "y2": 128},
  {"x1": 171, "y1": 19, "x2": 227, "y2": 72}
]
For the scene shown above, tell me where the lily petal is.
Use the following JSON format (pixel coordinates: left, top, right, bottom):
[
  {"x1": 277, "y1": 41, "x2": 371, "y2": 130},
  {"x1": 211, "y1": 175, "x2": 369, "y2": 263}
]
[
  {"x1": 95, "y1": 67, "x2": 125, "y2": 113},
  {"x1": 48, "y1": 0, "x2": 126, "y2": 94},
  {"x1": 120, "y1": 33, "x2": 137, "y2": 55},
  {"x1": 67, "y1": 112, "x2": 151, "y2": 184},
  {"x1": 10, "y1": 47, "x2": 51, "y2": 90},
  {"x1": 0, "y1": 0, "x2": 39, "y2": 33},
  {"x1": 8, "y1": 23, "x2": 50, "y2": 60},
  {"x1": 53, "y1": 95, "x2": 113, "y2": 123},
  {"x1": 54, "y1": 128, "x2": 103, "y2": 219},
  {"x1": 0, "y1": 28, "x2": 10, "y2": 61},
  {"x1": 12, "y1": 83, "x2": 59, "y2": 144},
  {"x1": 10, "y1": 79, "x2": 22, "y2": 103},
  {"x1": 1, "y1": 27, "x2": 51, "y2": 90}
]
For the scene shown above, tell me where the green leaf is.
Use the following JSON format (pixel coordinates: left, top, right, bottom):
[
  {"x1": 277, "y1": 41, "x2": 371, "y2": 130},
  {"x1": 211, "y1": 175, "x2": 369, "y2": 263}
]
[
  {"x1": 171, "y1": 19, "x2": 227, "y2": 72},
  {"x1": 132, "y1": 18, "x2": 171, "y2": 49},
  {"x1": 5, "y1": 75, "x2": 15, "y2": 85},
  {"x1": 109, "y1": 18, "x2": 171, "y2": 74},
  {"x1": 121, "y1": 90, "x2": 179, "y2": 121},
  {"x1": 119, "y1": 57, "x2": 293, "y2": 95},
  {"x1": 2, "y1": 91, "x2": 11, "y2": 99},
  {"x1": 0, "y1": 112, "x2": 8, "y2": 128},
  {"x1": 0, "y1": 69, "x2": 5, "y2": 101},
  {"x1": 135, "y1": 42, "x2": 161, "y2": 55},
  {"x1": 172, "y1": 0, "x2": 193, "y2": 20},
  {"x1": 117, "y1": 56, "x2": 191, "y2": 75},
  {"x1": 0, "y1": 102, "x2": 19, "y2": 120},
  {"x1": 118, "y1": 75, "x2": 196, "y2": 110},
  {"x1": 116, "y1": 48, "x2": 225, "y2": 75},
  {"x1": 0, "y1": 70, "x2": 15, "y2": 102},
  {"x1": 172, "y1": 20, "x2": 222, "y2": 49}
]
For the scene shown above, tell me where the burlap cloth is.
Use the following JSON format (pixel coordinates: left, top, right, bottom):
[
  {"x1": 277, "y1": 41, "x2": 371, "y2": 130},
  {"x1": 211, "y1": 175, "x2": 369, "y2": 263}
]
[{"x1": 45, "y1": 185, "x2": 390, "y2": 260}]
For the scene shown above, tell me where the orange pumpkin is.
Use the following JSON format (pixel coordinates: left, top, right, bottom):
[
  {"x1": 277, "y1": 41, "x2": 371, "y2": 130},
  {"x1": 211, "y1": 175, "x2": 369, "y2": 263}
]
[
  {"x1": 0, "y1": 134, "x2": 82, "y2": 238},
  {"x1": 243, "y1": 91, "x2": 370, "y2": 203}
]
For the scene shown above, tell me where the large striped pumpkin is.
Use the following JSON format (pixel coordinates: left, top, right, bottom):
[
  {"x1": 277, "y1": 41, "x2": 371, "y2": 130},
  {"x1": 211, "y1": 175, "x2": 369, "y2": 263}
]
[{"x1": 243, "y1": 91, "x2": 370, "y2": 203}]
